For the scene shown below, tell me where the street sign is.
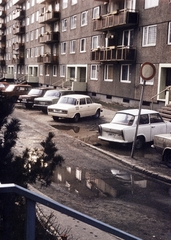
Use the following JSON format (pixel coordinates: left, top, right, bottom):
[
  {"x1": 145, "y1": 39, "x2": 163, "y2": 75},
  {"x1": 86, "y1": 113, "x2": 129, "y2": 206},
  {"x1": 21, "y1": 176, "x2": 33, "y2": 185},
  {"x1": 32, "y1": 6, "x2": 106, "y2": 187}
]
[{"x1": 140, "y1": 62, "x2": 156, "y2": 81}]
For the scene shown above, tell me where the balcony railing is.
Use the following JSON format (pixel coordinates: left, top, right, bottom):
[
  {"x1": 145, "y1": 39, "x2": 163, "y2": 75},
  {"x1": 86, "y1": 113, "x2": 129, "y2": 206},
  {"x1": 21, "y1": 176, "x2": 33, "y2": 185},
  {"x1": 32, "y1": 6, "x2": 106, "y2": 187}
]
[
  {"x1": 43, "y1": 54, "x2": 58, "y2": 64},
  {"x1": 0, "y1": 184, "x2": 142, "y2": 240},
  {"x1": 12, "y1": 42, "x2": 25, "y2": 50},
  {"x1": 0, "y1": 34, "x2": 6, "y2": 42},
  {"x1": 0, "y1": 58, "x2": 5, "y2": 65},
  {"x1": 37, "y1": 55, "x2": 43, "y2": 63},
  {"x1": 13, "y1": 25, "x2": 25, "y2": 35},
  {"x1": 0, "y1": 0, "x2": 6, "y2": 6},
  {"x1": 39, "y1": 10, "x2": 60, "y2": 24},
  {"x1": 91, "y1": 46, "x2": 136, "y2": 62},
  {"x1": 13, "y1": 10, "x2": 25, "y2": 20},
  {"x1": 38, "y1": 32, "x2": 59, "y2": 44},
  {"x1": 0, "y1": 23, "x2": 6, "y2": 30},
  {"x1": 13, "y1": 0, "x2": 25, "y2": 5},
  {"x1": 0, "y1": 10, "x2": 6, "y2": 18},
  {"x1": 93, "y1": 9, "x2": 138, "y2": 31},
  {"x1": 12, "y1": 57, "x2": 24, "y2": 65}
]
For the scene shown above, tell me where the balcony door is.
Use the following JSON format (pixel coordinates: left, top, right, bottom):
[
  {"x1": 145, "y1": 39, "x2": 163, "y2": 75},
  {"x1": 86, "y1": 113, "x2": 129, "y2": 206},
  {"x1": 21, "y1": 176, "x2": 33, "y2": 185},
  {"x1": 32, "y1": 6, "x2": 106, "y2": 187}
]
[
  {"x1": 124, "y1": 0, "x2": 136, "y2": 10},
  {"x1": 122, "y1": 29, "x2": 134, "y2": 47}
]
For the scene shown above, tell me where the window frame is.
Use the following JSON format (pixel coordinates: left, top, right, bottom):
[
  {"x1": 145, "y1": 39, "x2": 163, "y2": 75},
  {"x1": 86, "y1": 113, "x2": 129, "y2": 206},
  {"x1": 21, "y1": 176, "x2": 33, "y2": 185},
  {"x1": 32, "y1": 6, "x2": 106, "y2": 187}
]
[
  {"x1": 53, "y1": 65, "x2": 57, "y2": 76},
  {"x1": 90, "y1": 65, "x2": 98, "y2": 80},
  {"x1": 145, "y1": 0, "x2": 159, "y2": 9},
  {"x1": 61, "y1": 42, "x2": 66, "y2": 54},
  {"x1": 92, "y1": 36, "x2": 98, "y2": 49},
  {"x1": 71, "y1": 15, "x2": 77, "y2": 29},
  {"x1": 168, "y1": 22, "x2": 171, "y2": 45},
  {"x1": 104, "y1": 64, "x2": 113, "y2": 82},
  {"x1": 120, "y1": 64, "x2": 131, "y2": 83},
  {"x1": 62, "y1": 19, "x2": 67, "y2": 32},
  {"x1": 80, "y1": 38, "x2": 86, "y2": 52},
  {"x1": 70, "y1": 40, "x2": 76, "y2": 54},
  {"x1": 81, "y1": 11, "x2": 88, "y2": 26},
  {"x1": 142, "y1": 25, "x2": 157, "y2": 47}
]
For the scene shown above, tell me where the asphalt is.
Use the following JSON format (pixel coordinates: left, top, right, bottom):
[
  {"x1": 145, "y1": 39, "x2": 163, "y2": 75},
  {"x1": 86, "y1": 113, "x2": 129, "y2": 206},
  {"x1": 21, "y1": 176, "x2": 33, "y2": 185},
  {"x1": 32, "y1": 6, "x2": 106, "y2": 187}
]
[{"x1": 14, "y1": 105, "x2": 171, "y2": 240}]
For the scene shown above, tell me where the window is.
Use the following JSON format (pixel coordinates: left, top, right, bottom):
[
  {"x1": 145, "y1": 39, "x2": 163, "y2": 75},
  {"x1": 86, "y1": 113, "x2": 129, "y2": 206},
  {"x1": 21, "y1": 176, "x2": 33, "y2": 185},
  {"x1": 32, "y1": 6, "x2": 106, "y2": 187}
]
[
  {"x1": 71, "y1": 0, "x2": 77, "y2": 5},
  {"x1": 39, "y1": 65, "x2": 43, "y2": 76},
  {"x1": 45, "y1": 65, "x2": 50, "y2": 76},
  {"x1": 31, "y1": 13, "x2": 34, "y2": 23},
  {"x1": 60, "y1": 65, "x2": 65, "y2": 77},
  {"x1": 81, "y1": 11, "x2": 88, "y2": 26},
  {"x1": 53, "y1": 65, "x2": 57, "y2": 76},
  {"x1": 61, "y1": 42, "x2": 66, "y2": 54},
  {"x1": 35, "y1": 29, "x2": 39, "y2": 39},
  {"x1": 145, "y1": 0, "x2": 159, "y2": 9},
  {"x1": 168, "y1": 22, "x2": 171, "y2": 45},
  {"x1": 71, "y1": 15, "x2": 77, "y2": 29},
  {"x1": 70, "y1": 40, "x2": 76, "y2": 53},
  {"x1": 92, "y1": 36, "x2": 98, "y2": 49},
  {"x1": 142, "y1": 25, "x2": 157, "y2": 46},
  {"x1": 62, "y1": 0, "x2": 68, "y2": 9},
  {"x1": 120, "y1": 65, "x2": 131, "y2": 83},
  {"x1": 93, "y1": 7, "x2": 100, "y2": 19},
  {"x1": 30, "y1": 31, "x2": 34, "y2": 41},
  {"x1": 104, "y1": 65, "x2": 113, "y2": 81},
  {"x1": 26, "y1": 16, "x2": 29, "y2": 26},
  {"x1": 62, "y1": 19, "x2": 67, "y2": 32},
  {"x1": 122, "y1": 29, "x2": 134, "y2": 46},
  {"x1": 91, "y1": 65, "x2": 98, "y2": 80},
  {"x1": 80, "y1": 38, "x2": 86, "y2": 52}
]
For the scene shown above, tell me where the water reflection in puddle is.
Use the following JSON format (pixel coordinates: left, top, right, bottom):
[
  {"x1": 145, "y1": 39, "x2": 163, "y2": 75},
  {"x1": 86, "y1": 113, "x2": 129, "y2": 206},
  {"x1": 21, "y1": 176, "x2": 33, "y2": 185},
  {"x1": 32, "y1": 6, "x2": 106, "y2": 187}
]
[{"x1": 52, "y1": 166, "x2": 171, "y2": 201}]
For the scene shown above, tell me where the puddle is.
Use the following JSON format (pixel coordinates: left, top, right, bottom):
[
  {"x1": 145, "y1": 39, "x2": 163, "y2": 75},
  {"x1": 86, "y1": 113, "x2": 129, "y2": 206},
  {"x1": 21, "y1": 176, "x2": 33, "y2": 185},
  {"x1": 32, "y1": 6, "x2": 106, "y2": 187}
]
[
  {"x1": 52, "y1": 166, "x2": 171, "y2": 202},
  {"x1": 52, "y1": 124, "x2": 80, "y2": 133}
]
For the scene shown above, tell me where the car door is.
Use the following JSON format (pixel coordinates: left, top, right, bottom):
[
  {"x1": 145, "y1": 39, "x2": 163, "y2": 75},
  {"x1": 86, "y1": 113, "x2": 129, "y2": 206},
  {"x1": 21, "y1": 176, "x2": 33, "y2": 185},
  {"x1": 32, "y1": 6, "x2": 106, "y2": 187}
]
[
  {"x1": 79, "y1": 98, "x2": 88, "y2": 117},
  {"x1": 150, "y1": 113, "x2": 167, "y2": 140},
  {"x1": 86, "y1": 97, "x2": 95, "y2": 116}
]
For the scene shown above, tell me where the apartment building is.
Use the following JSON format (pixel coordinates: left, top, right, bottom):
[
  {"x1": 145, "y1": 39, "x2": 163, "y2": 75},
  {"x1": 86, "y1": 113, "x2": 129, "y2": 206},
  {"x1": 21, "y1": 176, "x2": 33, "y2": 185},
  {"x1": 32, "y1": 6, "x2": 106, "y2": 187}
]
[{"x1": 1, "y1": 0, "x2": 171, "y2": 110}]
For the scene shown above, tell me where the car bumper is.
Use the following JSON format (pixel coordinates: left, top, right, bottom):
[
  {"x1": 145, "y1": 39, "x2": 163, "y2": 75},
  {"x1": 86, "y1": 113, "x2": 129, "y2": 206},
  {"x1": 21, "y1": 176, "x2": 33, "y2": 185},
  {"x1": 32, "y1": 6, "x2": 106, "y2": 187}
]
[{"x1": 98, "y1": 136, "x2": 129, "y2": 144}]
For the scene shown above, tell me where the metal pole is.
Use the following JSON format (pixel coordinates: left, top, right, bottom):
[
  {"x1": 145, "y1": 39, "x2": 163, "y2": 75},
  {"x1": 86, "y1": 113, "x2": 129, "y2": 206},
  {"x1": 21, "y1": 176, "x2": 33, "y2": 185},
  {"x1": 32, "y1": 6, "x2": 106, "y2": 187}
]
[
  {"x1": 131, "y1": 80, "x2": 146, "y2": 158},
  {"x1": 26, "y1": 199, "x2": 36, "y2": 240}
]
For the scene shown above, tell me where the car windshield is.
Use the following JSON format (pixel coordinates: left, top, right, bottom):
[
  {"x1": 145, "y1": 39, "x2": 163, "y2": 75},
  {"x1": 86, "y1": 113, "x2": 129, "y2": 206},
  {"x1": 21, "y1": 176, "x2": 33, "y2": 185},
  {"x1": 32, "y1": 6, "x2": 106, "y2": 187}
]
[
  {"x1": 28, "y1": 89, "x2": 41, "y2": 95},
  {"x1": 111, "y1": 113, "x2": 135, "y2": 126},
  {"x1": 59, "y1": 96, "x2": 77, "y2": 105},
  {"x1": 44, "y1": 90, "x2": 60, "y2": 97},
  {"x1": 5, "y1": 85, "x2": 15, "y2": 91}
]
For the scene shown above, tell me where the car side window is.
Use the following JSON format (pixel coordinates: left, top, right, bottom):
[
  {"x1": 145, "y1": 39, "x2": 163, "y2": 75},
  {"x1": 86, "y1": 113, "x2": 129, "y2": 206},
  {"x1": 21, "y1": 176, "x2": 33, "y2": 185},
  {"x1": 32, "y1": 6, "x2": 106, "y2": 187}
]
[
  {"x1": 139, "y1": 114, "x2": 149, "y2": 124},
  {"x1": 86, "y1": 98, "x2": 92, "y2": 104},
  {"x1": 150, "y1": 113, "x2": 164, "y2": 123},
  {"x1": 80, "y1": 98, "x2": 86, "y2": 105}
]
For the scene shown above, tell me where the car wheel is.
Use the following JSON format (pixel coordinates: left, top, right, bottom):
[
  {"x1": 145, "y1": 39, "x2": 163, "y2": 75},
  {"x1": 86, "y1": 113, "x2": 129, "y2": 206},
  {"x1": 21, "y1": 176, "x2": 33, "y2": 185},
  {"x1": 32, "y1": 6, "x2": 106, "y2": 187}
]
[
  {"x1": 94, "y1": 109, "x2": 100, "y2": 119},
  {"x1": 135, "y1": 136, "x2": 145, "y2": 149},
  {"x1": 73, "y1": 113, "x2": 80, "y2": 122},
  {"x1": 52, "y1": 116, "x2": 59, "y2": 121},
  {"x1": 163, "y1": 150, "x2": 171, "y2": 168}
]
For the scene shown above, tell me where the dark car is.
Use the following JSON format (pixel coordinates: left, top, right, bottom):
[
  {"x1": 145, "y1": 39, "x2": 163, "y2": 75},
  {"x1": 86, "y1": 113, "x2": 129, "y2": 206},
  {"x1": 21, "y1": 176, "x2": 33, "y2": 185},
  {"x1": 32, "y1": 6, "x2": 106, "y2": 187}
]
[
  {"x1": 18, "y1": 87, "x2": 53, "y2": 109},
  {"x1": 34, "y1": 89, "x2": 74, "y2": 113},
  {"x1": 2, "y1": 84, "x2": 32, "y2": 102}
]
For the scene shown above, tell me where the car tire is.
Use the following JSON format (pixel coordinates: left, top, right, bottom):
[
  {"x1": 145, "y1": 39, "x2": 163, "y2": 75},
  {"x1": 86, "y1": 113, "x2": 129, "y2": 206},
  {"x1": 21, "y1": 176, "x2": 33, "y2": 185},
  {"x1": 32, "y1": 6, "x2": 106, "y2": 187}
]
[
  {"x1": 53, "y1": 116, "x2": 59, "y2": 121},
  {"x1": 73, "y1": 113, "x2": 80, "y2": 122},
  {"x1": 163, "y1": 150, "x2": 171, "y2": 168},
  {"x1": 94, "y1": 109, "x2": 100, "y2": 119},
  {"x1": 135, "y1": 136, "x2": 145, "y2": 149}
]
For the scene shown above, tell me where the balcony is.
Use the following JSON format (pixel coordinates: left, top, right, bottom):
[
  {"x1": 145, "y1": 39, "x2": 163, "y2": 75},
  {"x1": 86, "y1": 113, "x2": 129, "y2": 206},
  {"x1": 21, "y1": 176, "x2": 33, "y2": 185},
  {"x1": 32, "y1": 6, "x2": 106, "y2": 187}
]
[
  {"x1": 43, "y1": 54, "x2": 58, "y2": 64},
  {"x1": 0, "y1": 43, "x2": 5, "y2": 54},
  {"x1": 0, "y1": 23, "x2": 5, "y2": 30},
  {"x1": 0, "y1": 10, "x2": 6, "y2": 18},
  {"x1": 13, "y1": 0, "x2": 25, "y2": 5},
  {"x1": 39, "y1": 10, "x2": 60, "y2": 24},
  {"x1": 93, "y1": 9, "x2": 138, "y2": 31},
  {"x1": 38, "y1": 31, "x2": 59, "y2": 44},
  {"x1": 13, "y1": 9, "x2": 25, "y2": 20},
  {"x1": 13, "y1": 25, "x2": 25, "y2": 35},
  {"x1": 0, "y1": 34, "x2": 6, "y2": 42},
  {"x1": 37, "y1": 55, "x2": 43, "y2": 63},
  {"x1": 12, "y1": 56, "x2": 24, "y2": 65},
  {"x1": 91, "y1": 46, "x2": 136, "y2": 62},
  {"x1": 0, "y1": 0, "x2": 6, "y2": 6},
  {"x1": 0, "y1": 184, "x2": 141, "y2": 240},
  {"x1": 38, "y1": 0, "x2": 56, "y2": 3},
  {"x1": 0, "y1": 57, "x2": 5, "y2": 65},
  {"x1": 12, "y1": 42, "x2": 25, "y2": 50}
]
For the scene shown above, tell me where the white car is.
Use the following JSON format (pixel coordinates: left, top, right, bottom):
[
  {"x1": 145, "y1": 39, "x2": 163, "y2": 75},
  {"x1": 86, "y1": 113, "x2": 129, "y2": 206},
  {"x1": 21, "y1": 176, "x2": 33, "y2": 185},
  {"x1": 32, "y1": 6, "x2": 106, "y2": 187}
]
[
  {"x1": 98, "y1": 109, "x2": 171, "y2": 149},
  {"x1": 48, "y1": 94, "x2": 103, "y2": 122}
]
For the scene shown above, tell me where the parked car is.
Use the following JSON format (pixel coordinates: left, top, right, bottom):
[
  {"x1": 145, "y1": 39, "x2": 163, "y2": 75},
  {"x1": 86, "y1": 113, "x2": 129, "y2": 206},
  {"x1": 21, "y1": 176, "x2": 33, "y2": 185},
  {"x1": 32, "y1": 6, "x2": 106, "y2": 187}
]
[
  {"x1": 98, "y1": 109, "x2": 171, "y2": 149},
  {"x1": 2, "y1": 84, "x2": 32, "y2": 102},
  {"x1": 34, "y1": 89, "x2": 74, "y2": 113},
  {"x1": 0, "y1": 82, "x2": 9, "y2": 92},
  {"x1": 48, "y1": 94, "x2": 103, "y2": 122},
  {"x1": 153, "y1": 133, "x2": 171, "y2": 168},
  {"x1": 18, "y1": 87, "x2": 53, "y2": 109}
]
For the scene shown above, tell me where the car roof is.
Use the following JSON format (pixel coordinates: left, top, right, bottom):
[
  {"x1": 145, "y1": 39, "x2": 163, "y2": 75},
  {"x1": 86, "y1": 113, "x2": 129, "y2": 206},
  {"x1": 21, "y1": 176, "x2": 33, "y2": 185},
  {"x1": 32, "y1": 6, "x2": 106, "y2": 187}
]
[
  {"x1": 60, "y1": 94, "x2": 90, "y2": 99},
  {"x1": 117, "y1": 109, "x2": 159, "y2": 115}
]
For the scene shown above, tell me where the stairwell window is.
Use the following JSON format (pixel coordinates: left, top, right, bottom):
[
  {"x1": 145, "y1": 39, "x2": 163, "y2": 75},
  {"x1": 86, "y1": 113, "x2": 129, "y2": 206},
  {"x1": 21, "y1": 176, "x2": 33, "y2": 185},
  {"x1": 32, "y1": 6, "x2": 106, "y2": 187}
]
[
  {"x1": 168, "y1": 22, "x2": 171, "y2": 45},
  {"x1": 104, "y1": 64, "x2": 113, "y2": 82},
  {"x1": 120, "y1": 64, "x2": 132, "y2": 83},
  {"x1": 91, "y1": 65, "x2": 98, "y2": 80},
  {"x1": 142, "y1": 25, "x2": 157, "y2": 47}
]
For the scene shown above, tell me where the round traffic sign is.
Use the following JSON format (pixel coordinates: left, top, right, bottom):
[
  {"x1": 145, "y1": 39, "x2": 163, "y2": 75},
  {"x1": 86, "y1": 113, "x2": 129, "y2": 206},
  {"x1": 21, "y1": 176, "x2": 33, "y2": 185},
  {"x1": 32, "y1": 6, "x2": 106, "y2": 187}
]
[{"x1": 140, "y1": 62, "x2": 156, "y2": 81}]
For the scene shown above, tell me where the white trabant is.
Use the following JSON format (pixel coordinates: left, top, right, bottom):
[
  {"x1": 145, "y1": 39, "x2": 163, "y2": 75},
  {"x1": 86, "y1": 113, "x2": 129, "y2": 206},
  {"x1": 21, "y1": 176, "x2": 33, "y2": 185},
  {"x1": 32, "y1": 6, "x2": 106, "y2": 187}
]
[
  {"x1": 98, "y1": 109, "x2": 171, "y2": 149},
  {"x1": 47, "y1": 94, "x2": 103, "y2": 122}
]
